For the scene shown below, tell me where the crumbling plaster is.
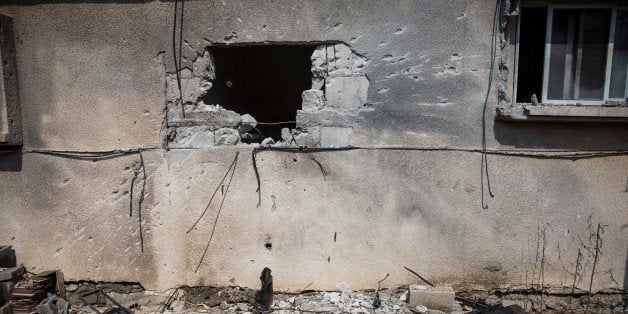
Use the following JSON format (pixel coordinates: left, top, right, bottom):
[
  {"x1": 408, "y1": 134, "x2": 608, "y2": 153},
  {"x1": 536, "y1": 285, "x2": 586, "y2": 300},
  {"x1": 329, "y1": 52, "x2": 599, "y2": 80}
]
[{"x1": 0, "y1": 0, "x2": 626, "y2": 293}]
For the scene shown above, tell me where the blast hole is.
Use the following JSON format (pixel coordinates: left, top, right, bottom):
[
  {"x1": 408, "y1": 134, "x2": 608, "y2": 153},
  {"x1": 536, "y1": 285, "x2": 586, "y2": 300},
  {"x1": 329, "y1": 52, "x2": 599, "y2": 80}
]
[{"x1": 203, "y1": 44, "x2": 317, "y2": 142}]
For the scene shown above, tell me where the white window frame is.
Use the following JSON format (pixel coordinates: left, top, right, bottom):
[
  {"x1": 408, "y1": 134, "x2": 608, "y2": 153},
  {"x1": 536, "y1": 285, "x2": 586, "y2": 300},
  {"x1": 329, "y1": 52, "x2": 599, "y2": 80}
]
[{"x1": 515, "y1": 4, "x2": 628, "y2": 105}]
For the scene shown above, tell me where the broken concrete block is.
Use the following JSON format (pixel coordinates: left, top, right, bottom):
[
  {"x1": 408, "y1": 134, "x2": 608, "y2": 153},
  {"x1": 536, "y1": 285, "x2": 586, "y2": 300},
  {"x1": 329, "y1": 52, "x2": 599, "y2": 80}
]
[
  {"x1": 0, "y1": 265, "x2": 24, "y2": 283},
  {"x1": 37, "y1": 295, "x2": 69, "y2": 314},
  {"x1": 168, "y1": 126, "x2": 215, "y2": 149},
  {"x1": 281, "y1": 128, "x2": 293, "y2": 143},
  {"x1": 302, "y1": 89, "x2": 325, "y2": 110},
  {"x1": 325, "y1": 76, "x2": 369, "y2": 109},
  {"x1": 0, "y1": 246, "x2": 15, "y2": 268},
  {"x1": 408, "y1": 285, "x2": 455, "y2": 313},
  {"x1": 261, "y1": 137, "x2": 275, "y2": 147},
  {"x1": 294, "y1": 132, "x2": 315, "y2": 147},
  {"x1": 167, "y1": 103, "x2": 241, "y2": 128},
  {"x1": 214, "y1": 128, "x2": 240, "y2": 146},
  {"x1": 320, "y1": 127, "x2": 352, "y2": 148},
  {"x1": 237, "y1": 114, "x2": 257, "y2": 133}
]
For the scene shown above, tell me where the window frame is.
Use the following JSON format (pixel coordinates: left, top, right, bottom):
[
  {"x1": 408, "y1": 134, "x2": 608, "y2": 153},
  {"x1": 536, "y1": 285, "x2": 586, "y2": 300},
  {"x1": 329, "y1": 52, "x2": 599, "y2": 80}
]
[{"x1": 513, "y1": 3, "x2": 628, "y2": 106}]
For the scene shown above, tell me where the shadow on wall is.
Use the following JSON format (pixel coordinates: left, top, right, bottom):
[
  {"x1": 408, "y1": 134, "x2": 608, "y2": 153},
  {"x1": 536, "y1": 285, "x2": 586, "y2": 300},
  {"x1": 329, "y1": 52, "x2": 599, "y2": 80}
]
[
  {"x1": 0, "y1": 148, "x2": 22, "y2": 172},
  {"x1": 494, "y1": 121, "x2": 628, "y2": 151}
]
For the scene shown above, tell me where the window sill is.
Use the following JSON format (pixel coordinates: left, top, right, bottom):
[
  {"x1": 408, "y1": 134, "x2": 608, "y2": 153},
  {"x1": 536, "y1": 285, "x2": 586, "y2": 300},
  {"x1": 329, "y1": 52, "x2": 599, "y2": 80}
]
[{"x1": 496, "y1": 103, "x2": 628, "y2": 122}]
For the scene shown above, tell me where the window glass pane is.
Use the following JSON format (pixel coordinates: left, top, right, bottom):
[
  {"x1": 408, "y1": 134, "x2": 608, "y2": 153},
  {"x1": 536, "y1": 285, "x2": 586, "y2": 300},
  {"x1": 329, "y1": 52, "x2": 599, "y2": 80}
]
[
  {"x1": 610, "y1": 10, "x2": 628, "y2": 99},
  {"x1": 547, "y1": 9, "x2": 610, "y2": 101}
]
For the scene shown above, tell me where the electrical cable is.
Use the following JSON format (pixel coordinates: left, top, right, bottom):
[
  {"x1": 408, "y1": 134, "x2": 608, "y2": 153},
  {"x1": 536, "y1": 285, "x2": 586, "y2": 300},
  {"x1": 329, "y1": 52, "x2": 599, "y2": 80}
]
[
  {"x1": 24, "y1": 147, "x2": 159, "y2": 161},
  {"x1": 138, "y1": 152, "x2": 147, "y2": 253},
  {"x1": 186, "y1": 152, "x2": 239, "y2": 234},
  {"x1": 195, "y1": 152, "x2": 239, "y2": 273},
  {"x1": 173, "y1": 0, "x2": 186, "y2": 118},
  {"x1": 480, "y1": 0, "x2": 502, "y2": 209},
  {"x1": 251, "y1": 145, "x2": 628, "y2": 208}
]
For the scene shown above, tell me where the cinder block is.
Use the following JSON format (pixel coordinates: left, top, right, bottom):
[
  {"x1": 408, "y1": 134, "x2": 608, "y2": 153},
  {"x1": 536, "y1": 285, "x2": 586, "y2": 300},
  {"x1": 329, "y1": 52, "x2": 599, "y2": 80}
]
[
  {"x1": 0, "y1": 246, "x2": 15, "y2": 268},
  {"x1": 408, "y1": 285, "x2": 455, "y2": 312},
  {"x1": 0, "y1": 266, "x2": 24, "y2": 283}
]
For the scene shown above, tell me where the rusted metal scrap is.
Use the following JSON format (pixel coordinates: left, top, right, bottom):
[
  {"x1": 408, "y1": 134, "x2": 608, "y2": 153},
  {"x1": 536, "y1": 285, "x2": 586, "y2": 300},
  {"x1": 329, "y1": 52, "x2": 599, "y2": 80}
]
[
  {"x1": 254, "y1": 267, "x2": 273, "y2": 312},
  {"x1": 79, "y1": 289, "x2": 132, "y2": 314}
]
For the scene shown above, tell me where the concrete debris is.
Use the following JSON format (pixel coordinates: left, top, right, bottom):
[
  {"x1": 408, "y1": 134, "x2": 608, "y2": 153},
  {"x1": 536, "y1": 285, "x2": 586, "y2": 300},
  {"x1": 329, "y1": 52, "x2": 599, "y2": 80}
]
[
  {"x1": 237, "y1": 114, "x2": 257, "y2": 134},
  {"x1": 37, "y1": 294, "x2": 70, "y2": 314},
  {"x1": 261, "y1": 137, "x2": 275, "y2": 147},
  {"x1": 280, "y1": 128, "x2": 293, "y2": 143},
  {"x1": 0, "y1": 265, "x2": 24, "y2": 283},
  {"x1": 214, "y1": 128, "x2": 240, "y2": 146},
  {"x1": 168, "y1": 126, "x2": 215, "y2": 149},
  {"x1": 293, "y1": 132, "x2": 315, "y2": 147},
  {"x1": 78, "y1": 289, "x2": 132, "y2": 314},
  {"x1": 167, "y1": 103, "x2": 242, "y2": 128},
  {"x1": 408, "y1": 285, "x2": 456, "y2": 313}
]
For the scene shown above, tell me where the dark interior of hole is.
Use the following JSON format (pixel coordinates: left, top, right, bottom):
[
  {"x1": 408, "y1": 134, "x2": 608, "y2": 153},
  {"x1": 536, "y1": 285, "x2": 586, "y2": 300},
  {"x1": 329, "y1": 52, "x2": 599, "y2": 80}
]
[
  {"x1": 203, "y1": 45, "x2": 317, "y2": 142},
  {"x1": 516, "y1": 7, "x2": 547, "y2": 103}
]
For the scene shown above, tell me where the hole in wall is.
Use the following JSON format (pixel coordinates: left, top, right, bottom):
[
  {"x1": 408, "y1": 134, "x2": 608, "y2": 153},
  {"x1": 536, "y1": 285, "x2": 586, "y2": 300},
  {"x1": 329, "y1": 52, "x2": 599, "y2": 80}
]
[
  {"x1": 264, "y1": 242, "x2": 272, "y2": 250},
  {"x1": 203, "y1": 44, "x2": 318, "y2": 142}
]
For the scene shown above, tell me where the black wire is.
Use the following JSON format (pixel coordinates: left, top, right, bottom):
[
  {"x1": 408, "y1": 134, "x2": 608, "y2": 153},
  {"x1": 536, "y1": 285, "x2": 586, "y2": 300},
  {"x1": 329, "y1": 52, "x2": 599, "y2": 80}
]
[
  {"x1": 25, "y1": 148, "x2": 158, "y2": 161},
  {"x1": 481, "y1": 0, "x2": 502, "y2": 209},
  {"x1": 251, "y1": 146, "x2": 628, "y2": 208},
  {"x1": 195, "y1": 152, "x2": 239, "y2": 273},
  {"x1": 138, "y1": 152, "x2": 147, "y2": 253},
  {"x1": 129, "y1": 165, "x2": 138, "y2": 217},
  {"x1": 186, "y1": 152, "x2": 239, "y2": 234},
  {"x1": 173, "y1": 0, "x2": 185, "y2": 118}
]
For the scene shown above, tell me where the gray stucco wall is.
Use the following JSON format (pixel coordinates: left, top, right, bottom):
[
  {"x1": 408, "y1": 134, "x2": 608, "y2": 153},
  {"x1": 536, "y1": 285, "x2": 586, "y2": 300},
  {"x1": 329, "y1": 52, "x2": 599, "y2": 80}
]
[{"x1": 0, "y1": 1, "x2": 626, "y2": 292}]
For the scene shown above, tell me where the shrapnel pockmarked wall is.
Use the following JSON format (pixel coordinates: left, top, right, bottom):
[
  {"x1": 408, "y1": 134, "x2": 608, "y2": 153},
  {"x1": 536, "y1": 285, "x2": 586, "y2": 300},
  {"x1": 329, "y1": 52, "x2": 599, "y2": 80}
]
[{"x1": 0, "y1": 0, "x2": 626, "y2": 296}]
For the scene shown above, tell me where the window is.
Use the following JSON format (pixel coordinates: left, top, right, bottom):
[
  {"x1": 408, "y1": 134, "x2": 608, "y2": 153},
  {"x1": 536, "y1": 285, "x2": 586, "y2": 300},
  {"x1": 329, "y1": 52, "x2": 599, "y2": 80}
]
[{"x1": 515, "y1": 4, "x2": 628, "y2": 105}]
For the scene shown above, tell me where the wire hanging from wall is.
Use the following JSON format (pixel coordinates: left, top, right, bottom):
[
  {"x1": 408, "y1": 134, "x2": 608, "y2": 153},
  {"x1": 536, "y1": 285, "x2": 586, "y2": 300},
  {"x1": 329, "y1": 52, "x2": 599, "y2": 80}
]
[
  {"x1": 194, "y1": 152, "x2": 239, "y2": 273},
  {"x1": 480, "y1": 0, "x2": 503, "y2": 209},
  {"x1": 173, "y1": 0, "x2": 186, "y2": 118}
]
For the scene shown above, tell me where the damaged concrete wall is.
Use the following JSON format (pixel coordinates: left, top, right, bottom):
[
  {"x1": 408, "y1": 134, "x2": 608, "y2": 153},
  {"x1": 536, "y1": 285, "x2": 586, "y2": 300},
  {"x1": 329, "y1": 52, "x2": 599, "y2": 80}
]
[
  {"x1": 0, "y1": 0, "x2": 626, "y2": 295},
  {"x1": 164, "y1": 42, "x2": 369, "y2": 149}
]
